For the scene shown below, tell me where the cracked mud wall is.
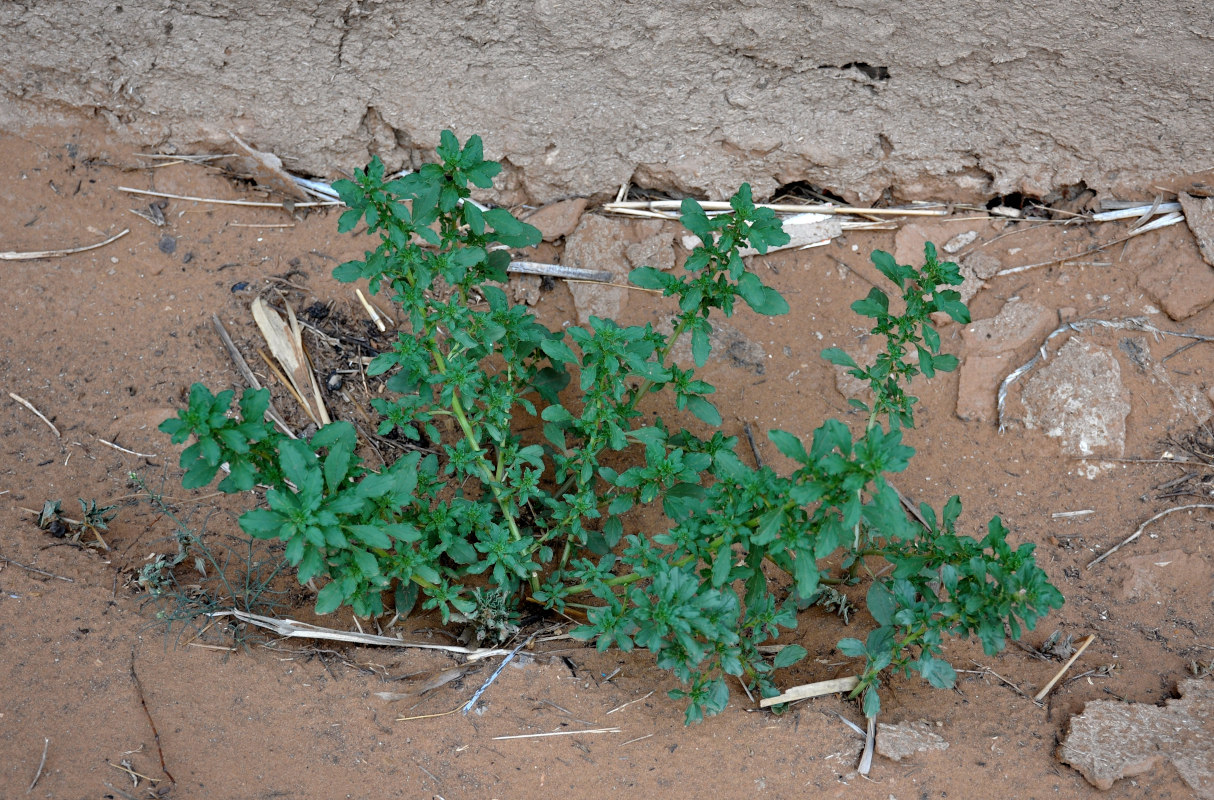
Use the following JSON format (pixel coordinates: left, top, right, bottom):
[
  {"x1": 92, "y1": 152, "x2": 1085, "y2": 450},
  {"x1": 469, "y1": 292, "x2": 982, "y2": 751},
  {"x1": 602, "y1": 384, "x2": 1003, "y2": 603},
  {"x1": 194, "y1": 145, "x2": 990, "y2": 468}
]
[{"x1": 2, "y1": 1, "x2": 1211, "y2": 203}]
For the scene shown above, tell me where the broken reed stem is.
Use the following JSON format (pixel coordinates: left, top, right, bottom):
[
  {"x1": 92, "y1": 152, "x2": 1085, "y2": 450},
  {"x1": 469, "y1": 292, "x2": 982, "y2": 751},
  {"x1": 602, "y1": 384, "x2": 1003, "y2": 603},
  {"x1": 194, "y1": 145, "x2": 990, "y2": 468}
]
[
  {"x1": 1, "y1": 228, "x2": 129, "y2": 261},
  {"x1": 1087, "y1": 504, "x2": 1214, "y2": 568},
  {"x1": 356, "y1": 288, "x2": 387, "y2": 332},
  {"x1": 492, "y1": 728, "x2": 620, "y2": 740},
  {"x1": 759, "y1": 675, "x2": 860, "y2": 707},
  {"x1": 117, "y1": 186, "x2": 337, "y2": 209},
  {"x1": 461, "y1": 633, "x2": 537, "y2": 714},
  {"x1": 603, "y1": 200, "x2": 948, "y2": 217},
  {"x1": 97, "y1": 438, "x2": 157, "y2": 459},
  {"x1": 27, "y1": 737, "x2": 49, "y2": 793},
  {"x1": 1033, "y1": 634, "x2": 1096, "y2": 702},
  {"x1": 8, "y1": 393, "x2": 60, "y2": 437}
]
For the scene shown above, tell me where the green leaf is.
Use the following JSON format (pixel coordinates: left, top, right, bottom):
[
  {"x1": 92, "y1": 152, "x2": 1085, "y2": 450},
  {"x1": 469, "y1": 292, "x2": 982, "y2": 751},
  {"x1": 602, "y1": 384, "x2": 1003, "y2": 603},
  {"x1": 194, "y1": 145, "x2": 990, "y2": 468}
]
[
  {"x1": 629, "y1": 266, "x2": 670, "y2": 290},
  {"x1": 736, "y1": 272, "x2": 789, "y2": 316},
  {"x1": 862, "y1": 685, "x2": 881, "y2": 718},
  {"x1": 851, "y1": 287, "x2": 889, "y2": 318},
  {"x1": 684, "y1": 394, "x2": 722, "y2": 426},
  {"x1": 837, "y1": 638, "x2": 866, "y2": 657},
  {"x1": 240, "y1": 508, "x2": 285, "y2": 539},
  {"x1": 917, "y1": 656, "x2": 957, "y2": 689},
  {"x1": 679, "y1": 198, "x2": 713, "y2": 241},
  {"x1": 820, "y1": 347, "x2": 857, "y2": 368},
  {"x1": 768, "y1": 429, "x2": 808, "y2": 463},
  {"x1": 772, "y1": 644, "x2": 807, "y2": 669},
  {"x1": 349, "y1": 524, "x2": 392, "y2": 549},
  {"x1": 484, "y1": 207, "x2": 541, "y2": 248},
  {"x1": 314, "y1": 580, "x2": 346, "y2": 615},
  {"x1": 866, "y1": 582, "x2": 896, "y2": 627},
  {"x1": 691, "y1": 324, "x2": 711, "y2": 368}
]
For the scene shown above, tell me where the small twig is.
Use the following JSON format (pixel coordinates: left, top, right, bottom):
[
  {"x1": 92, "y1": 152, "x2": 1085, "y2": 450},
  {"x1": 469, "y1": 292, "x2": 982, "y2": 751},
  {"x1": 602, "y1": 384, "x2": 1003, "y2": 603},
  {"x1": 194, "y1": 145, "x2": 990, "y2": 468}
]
[
  {"x1": 1033, "y1": 634, "x2": 1096, "y2": 702},
  {"x1": 8, "y1": 393, "x2": 60, "y2": 437},
  {"x1": 130, "y1": 648, "x2": 175, "y2": 785},
  {"x1": 117, "y1": 186, "x2": 336, "y2": 209},
  {"x1": 492, "y1": 727, "x2": 620, "y2": 740},
  {"x1": 0, "y1": 554, "x2": 73, "y2": 582},
  {"x1": 26, "y1": 737, "x2": 48, "y2": 793},
  {"x1": 461, "y1": 633, "x2": 538, "y2": 714},
  {"x1": 97, "y1": 438, "x2": 157, "y2": 459},
  {"x1": 1087, "y1": 504, "x2": 1214, "y2": 568},
  {"x1": 1, "y1": 228, "x2": 129, "y2": 261},
  {"x1": 743, "y1": 422, "x2": 764, "y2": 468},
  {"x1": 1051, "y1": 509, "x2": 1095, "y2": 519},
  {"x1": 605, "y1": 690, "x2": 655, "y2": 715},
  {"x1": 966, "y1": 662, "x2": 1039, "y2": 703},
  {"x1": 996, "y1": 215, "x2": 1184, "y2": 277},
  {"x1": 619, "y1": 733, "x2": 654, "y2": 747},
  {"x1": 834, "y1": 712, "x2": 866, "y2": 738}
]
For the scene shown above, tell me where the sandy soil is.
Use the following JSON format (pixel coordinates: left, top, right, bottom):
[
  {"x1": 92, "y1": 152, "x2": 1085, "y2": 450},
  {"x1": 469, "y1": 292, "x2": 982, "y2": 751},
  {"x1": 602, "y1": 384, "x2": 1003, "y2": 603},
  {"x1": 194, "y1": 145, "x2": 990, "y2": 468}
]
[{"x1": 1, "y1": 119, "x2": 1211, "y2": 799}]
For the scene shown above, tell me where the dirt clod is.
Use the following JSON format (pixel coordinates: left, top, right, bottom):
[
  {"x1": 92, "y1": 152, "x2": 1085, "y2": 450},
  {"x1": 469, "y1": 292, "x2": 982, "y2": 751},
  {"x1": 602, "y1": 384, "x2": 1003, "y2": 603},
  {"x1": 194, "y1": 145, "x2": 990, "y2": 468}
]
[{"x1": 1059, "y1": 679, "x2": 1214, "y2": 796}]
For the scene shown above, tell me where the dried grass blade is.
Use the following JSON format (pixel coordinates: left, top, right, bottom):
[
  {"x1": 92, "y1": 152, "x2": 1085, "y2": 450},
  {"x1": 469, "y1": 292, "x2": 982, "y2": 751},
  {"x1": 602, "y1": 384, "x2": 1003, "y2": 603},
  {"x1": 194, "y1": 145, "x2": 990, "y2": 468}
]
[{"x1": 0, "y1": 228, "x2": 129, "y2": 261}]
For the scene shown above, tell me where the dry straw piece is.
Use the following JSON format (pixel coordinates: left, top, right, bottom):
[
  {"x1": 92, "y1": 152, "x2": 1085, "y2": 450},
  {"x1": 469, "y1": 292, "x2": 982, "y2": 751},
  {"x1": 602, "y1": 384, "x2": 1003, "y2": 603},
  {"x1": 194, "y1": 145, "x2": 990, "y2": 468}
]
[{"x1": 0, "y1": 228, "x2": 128, "y2": 261}]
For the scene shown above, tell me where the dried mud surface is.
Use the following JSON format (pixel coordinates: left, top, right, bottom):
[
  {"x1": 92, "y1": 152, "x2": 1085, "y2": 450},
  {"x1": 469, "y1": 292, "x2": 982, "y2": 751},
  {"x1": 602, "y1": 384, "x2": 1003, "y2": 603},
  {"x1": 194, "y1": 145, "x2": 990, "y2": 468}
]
[
  {"x1": 1, "y1": 120, "x2": 1212, "y2": 799},
  {"x1": 3, "y1": 1, "x2": 1213, "y2": 205}
]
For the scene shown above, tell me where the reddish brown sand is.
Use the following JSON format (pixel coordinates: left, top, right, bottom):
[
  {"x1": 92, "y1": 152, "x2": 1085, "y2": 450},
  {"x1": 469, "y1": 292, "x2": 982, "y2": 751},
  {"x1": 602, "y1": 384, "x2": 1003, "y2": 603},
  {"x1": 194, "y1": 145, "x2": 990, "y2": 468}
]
[{"x1": 1, "y1": 120, "x2": 1210, "y2": 799}]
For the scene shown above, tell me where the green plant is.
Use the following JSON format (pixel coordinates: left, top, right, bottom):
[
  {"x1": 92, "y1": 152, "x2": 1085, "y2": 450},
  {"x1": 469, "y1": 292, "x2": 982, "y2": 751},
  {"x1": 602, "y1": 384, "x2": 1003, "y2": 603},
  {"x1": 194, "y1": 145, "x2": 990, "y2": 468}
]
[
  {"x1": 161, "y1": 130, "x2": 1062, "y2": 723},
  {"x1": 129, "y1": 471, "x2": 290, "y2": 630}
]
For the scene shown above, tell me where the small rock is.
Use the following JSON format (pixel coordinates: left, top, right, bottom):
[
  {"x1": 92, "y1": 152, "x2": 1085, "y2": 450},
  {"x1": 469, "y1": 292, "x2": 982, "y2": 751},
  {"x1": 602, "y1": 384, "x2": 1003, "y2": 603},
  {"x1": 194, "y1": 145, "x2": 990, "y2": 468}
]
[
  {"x1": 942, "y1": 230, "x2": 978, "y2": 253},
  {"x1": 876, "y1": 721, "x2": 949, "y2": 762},
  {"x1": 893, "y1": 221, "x2": 992, "y2": 268},
  {"x1": 565, "y1": 216, "x2": 666, "y2": 324},
  {"x1": 510, "y1": 274, "x2": 543, "y2": 306},
  {"x1": 1179, "y1": 192, "x2": 1214, "y2": 270},
  {"x1": 955, "y1": 300, "x2": 1056, "y2": 423},
  {"x1": 1021, "y1": 337, "x2": 1131, "y2": 457},
  {"x1": 1137, "y1": 219, "x2": 1214, "y2": 320},
  {"x1": 522, "y1": 198, "x2": 588, "y2": 242},
  {"x1": 158, "y1": 234, "x2": 177, "y2": 255},
  {"x1": 625, "y1": 232, "x2": 675, "y2": 271},
  {"x1": 1059, "y1": 679, "x2": 1214, "y2": 795}
]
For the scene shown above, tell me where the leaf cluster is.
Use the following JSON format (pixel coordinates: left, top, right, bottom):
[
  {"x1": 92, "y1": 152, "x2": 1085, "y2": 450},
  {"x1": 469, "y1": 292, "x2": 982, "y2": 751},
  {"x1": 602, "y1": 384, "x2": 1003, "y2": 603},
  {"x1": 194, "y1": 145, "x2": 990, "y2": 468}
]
[{"x1": 161, "y1": 131, "x2": 1062, "y2": 723}]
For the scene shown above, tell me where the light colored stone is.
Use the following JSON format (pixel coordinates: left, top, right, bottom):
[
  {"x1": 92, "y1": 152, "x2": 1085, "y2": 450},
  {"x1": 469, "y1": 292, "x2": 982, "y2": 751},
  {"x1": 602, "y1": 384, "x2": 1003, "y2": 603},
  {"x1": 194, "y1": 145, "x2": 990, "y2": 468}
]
[
  {"x1": 1021, "y1": 337, "x2": 1130, "y2": 457},
  {"x1": 942, "y1": 230, "x2": 978, "y2": 253},
  {"x1": 1059, "y1": 679, "x2": 1214, "y2": 796},
  {"x1": 955, "y1": 300, "x2": 1056, "y2": 422},
  {"x1": 1136, "y1": 225, "x2": 1214, "y2": 321},
  {"x1": 522, "y1": 198, "x2": 588, "y2": 242},
  {"x1": 876, "y1": 721, "x2": 949, "y2": 762},
  {"x1": 1180, "y1": 192, "x2": 1214, "y2": 270},
  {"x1": 564, "y1": 216, "x2": 667, "y2": 325}
]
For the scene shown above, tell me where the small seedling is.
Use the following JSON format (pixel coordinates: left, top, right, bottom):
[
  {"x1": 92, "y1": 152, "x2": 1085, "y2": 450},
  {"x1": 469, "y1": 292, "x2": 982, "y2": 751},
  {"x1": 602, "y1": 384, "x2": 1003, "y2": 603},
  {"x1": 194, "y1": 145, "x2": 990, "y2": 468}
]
[
  {"x1": 35, "y1": 497, "x2": 117, "y2": 549},
  {"x1": 162, "y1": 131, "x2": 1063, "y2": 722}
]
